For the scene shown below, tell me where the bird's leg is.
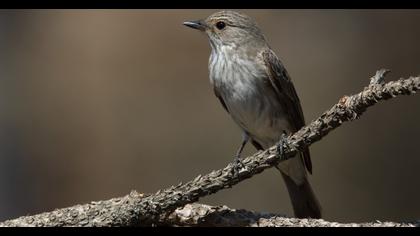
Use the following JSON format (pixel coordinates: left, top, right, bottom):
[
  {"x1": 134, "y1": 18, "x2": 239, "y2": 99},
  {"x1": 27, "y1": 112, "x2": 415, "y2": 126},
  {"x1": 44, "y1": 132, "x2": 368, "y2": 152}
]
[{"x1": 232, "y1": 132, "x2": 249, "y2": 176}]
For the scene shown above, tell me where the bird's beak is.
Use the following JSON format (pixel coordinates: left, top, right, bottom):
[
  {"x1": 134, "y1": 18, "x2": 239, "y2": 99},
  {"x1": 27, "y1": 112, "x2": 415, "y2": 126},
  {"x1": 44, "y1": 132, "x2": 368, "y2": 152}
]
[{"x1": 183, "y1": 20, "x2": 207, "y2": 31}]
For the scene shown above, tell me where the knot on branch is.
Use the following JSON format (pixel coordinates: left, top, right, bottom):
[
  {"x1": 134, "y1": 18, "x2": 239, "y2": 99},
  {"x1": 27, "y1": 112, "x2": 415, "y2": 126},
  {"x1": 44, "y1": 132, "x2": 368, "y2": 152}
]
[{"x1": 369, "y1": 68, "x2": 390, "y2": 86}]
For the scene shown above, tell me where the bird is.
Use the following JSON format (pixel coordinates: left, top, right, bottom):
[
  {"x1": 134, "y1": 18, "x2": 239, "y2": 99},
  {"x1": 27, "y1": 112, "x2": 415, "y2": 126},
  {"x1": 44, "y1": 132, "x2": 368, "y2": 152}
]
[{"x1": 183, "y1": 10, "x2": 322, "y2": 219}]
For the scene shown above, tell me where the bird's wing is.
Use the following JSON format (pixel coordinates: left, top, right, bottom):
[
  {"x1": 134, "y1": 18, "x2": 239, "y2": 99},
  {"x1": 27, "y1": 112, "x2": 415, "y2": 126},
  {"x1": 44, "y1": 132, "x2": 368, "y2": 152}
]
[
  {"x1": 213, "y1": 87, "x2": 229, "y2": 113},
  {"x1": 261, "y1": 48, "x2": 312, "y2": 174}
]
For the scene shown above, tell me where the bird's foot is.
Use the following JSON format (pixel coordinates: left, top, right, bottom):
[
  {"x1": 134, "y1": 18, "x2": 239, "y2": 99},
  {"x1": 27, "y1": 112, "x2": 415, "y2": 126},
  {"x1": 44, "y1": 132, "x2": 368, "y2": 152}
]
[
  {"x1": 276, "y1": 132, "x2": 288, "y2": 161},
  {"x1": 231, "y1": 155, "x2": 245, "y2": 177}
]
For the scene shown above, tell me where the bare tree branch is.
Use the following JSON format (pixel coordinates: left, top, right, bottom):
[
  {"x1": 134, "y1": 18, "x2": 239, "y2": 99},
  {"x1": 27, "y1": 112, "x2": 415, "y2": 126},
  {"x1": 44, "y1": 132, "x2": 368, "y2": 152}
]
[
  {"x1": 156, "y1": 203, "x2": 418, "y2": 227},
  {"x1": 0, "y1": 70, "x2": 419, "y2": 227}
]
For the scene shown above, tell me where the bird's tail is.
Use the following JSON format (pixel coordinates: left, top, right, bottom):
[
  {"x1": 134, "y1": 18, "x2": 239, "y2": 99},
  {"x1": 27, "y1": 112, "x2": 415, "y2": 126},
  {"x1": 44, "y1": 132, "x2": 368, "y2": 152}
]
[{"x1": 280, "y1": 171, "x2": 322, "y2": 219}]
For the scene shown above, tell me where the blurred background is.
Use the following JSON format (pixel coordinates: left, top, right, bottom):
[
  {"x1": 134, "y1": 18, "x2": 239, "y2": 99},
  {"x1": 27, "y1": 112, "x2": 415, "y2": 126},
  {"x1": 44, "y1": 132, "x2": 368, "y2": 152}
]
[{"x1": 0, "y1": 9, "x2": 419, "y2": 223}]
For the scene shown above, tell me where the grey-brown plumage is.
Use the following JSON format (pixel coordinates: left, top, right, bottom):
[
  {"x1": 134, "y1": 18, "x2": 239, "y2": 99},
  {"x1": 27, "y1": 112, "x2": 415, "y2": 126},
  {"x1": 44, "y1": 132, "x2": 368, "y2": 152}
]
[{"x1": 184, "y1": 10, "x2": 321, "y2": 219}]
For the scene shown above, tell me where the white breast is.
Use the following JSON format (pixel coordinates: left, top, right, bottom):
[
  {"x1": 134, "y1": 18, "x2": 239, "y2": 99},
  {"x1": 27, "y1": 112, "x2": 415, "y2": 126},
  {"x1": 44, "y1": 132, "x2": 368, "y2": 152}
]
[{"x1": 209, "y1": 47, "x2": 292, "y2": 148}]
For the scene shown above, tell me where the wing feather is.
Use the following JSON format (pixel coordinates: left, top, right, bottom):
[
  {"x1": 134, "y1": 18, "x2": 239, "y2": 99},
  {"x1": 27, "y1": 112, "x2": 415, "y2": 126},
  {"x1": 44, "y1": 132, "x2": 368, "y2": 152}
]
[
  {"x1": 214, "y1": 87, "x2": 229, "y2": 113},
  {"x1": 261, "y1": 49, "x2": 313, "y2": 174}
]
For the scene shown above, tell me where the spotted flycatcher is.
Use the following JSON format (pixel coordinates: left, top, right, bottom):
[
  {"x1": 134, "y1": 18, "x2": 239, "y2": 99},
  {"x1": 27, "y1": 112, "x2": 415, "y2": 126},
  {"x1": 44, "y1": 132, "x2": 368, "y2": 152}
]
[{"x1": 183, "y1": 10, "x2": 321, "y2": 218}]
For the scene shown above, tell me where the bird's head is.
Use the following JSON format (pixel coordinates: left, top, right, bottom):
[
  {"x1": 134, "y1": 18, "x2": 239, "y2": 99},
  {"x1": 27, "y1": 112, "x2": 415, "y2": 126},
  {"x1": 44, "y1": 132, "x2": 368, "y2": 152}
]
[{"x1": 183, "y1": 10, "x2": 267, "y2": 51}]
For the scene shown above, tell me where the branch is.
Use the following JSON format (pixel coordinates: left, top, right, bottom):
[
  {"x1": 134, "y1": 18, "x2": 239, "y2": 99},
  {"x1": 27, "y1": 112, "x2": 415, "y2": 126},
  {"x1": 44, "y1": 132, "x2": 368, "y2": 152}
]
[
  {"x1": 156, "y1": 203, "x2": 418, "y2": 227},
  {"x1": 0, "y1": 70, "x2": 418, "y2": 227}
]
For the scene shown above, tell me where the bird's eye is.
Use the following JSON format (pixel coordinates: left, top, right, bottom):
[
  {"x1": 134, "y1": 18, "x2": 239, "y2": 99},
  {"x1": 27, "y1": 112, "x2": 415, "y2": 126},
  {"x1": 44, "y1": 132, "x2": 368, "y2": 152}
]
[{"x1": 216, "y1": 21, "x2": 226, "y2": 30}]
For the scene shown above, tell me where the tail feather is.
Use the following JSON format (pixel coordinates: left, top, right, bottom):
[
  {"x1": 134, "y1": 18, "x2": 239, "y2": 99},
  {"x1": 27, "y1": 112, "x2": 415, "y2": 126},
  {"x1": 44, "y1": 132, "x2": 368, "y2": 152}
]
[{"x1": 280, "y1": 172, "x2": 322, "y2": 219}]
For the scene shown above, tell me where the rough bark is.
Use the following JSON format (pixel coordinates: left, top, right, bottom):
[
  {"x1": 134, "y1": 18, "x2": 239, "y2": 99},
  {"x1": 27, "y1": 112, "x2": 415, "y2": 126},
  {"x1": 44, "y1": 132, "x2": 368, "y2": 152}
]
[
  {"x1": 156, "y1": 203, "x2": 419, "y2": 227},
  {"x1": 0, "y1": 69, "x2": 419, "y2": 227}
]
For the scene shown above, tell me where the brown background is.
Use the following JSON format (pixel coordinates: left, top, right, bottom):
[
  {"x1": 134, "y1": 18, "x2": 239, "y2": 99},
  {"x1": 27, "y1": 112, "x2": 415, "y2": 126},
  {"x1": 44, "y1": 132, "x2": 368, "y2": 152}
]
[{"x1": 0, "y1": 9, "x2": 419, "y2": 223}]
